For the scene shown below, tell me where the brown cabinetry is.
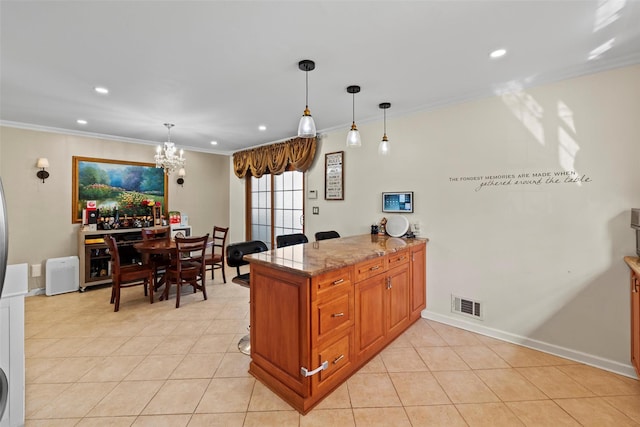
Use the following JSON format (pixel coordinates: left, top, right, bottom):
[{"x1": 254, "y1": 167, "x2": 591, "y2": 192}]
[
  {"x1": 247, "y1": 236, "x2": 427, "y2": 414},
  {"x1": 355, "y1": 254, "x2": 411, "y2": 362},
  {"x1": 410, "y1": 243, "x2": 427, "y2": 320},
  {"x1": 631, "y1": 262, "x2": 640, "y2": 377},
  {"x1": 625, "y1": 256, "x2": 640, "y2": 378}
]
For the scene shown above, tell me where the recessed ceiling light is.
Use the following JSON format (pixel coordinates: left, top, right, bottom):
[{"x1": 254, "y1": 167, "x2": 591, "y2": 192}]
[
  {"x1": 489, "y1": 48, "x2": 507, "y2": 59},
  {"x1": 94, "y1": 86, "x2": 109, "y2": 95},
  {"x1": 210, "y1": 141, "x2": 218, "y2": 145},
  {"x1": 77, "y1": 119, "x2": 87, "y2": 125},
  {"x1": 258, "y1": 125, "x2": 267, "y2": 131}
]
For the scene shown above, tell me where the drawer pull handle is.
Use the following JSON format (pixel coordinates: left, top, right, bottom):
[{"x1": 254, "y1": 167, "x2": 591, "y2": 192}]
[
  {"x1": 300, "y1": 361, "x2": 328, "y2": 377},
  {"x1": 332, "y1": 312, "x2": 344, "y2": 317},
  {"x1": 333, "y1": 354, "x2": 344, "y2": 364},
  {"x1": 332, "y1": 278, "x2": 344, "y2": 286},
  {"x1": 369, "y1": 265, "x2": 380, "y2": 271}
]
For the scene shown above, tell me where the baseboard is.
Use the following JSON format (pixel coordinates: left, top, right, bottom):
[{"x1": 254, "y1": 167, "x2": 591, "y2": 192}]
[
  {"x1": 27, "y1": 287, "x2": 45, "y2": 296},
  {"x1": 422, "y1": 310, "x2": 638, "y2": 379}
]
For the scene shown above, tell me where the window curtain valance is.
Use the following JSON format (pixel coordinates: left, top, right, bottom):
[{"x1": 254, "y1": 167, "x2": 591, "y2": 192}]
[{"x1": 233, "y1": 137, "x2": 316, "y2": 178}]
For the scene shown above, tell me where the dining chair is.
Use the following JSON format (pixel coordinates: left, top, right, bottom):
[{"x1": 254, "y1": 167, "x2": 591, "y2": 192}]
[
  {"x1": 205, "y1": 226, "x2": 229, "y2": 283},
  {"x1": 163, "y1": 234, "x2": 209, "y2": 308},
  {"x1": 141, "y1": 226, "x2": 172, "y2": 290},
  {"x1": 226, "y1": 240, "x2": 269, "y2": 354},
  {"x1": 104, "y1": 235, "x2": 154, "y2": 312},
  {"x1": 276, "y1": 233, "x2": 308, "y2": 248},
  {"x1": 315, "y1": 230, "x2": 340, "y2": 241}
]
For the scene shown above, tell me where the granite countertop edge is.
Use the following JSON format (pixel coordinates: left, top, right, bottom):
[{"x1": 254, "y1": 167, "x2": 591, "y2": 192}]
[
  {"x1": 624, "y1": 256, "x2": 640, "y2": 276},
  {"x1": 245, "y1": 234, "x2": 428, "y2": 277}
]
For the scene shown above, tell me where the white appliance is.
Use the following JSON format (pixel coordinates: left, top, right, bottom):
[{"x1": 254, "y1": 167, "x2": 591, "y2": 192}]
[
  {"x1": 0, "y1": 178, "x2": 9, "y2": 422},
  {"x1": 45, "y1": 256, "x2": 79, "y2": 296},
  {"x1": 0, "y1": 178, "x2": 26, "y2": 427}
]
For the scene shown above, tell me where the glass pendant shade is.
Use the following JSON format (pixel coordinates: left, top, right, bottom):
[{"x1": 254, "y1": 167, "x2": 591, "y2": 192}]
[
  {"x1": 346, "y1": 123, "x2": 361, "y2": 147},
  {"x1": 378, "y1": 134, "x2": 390, "y2": 155},
  {"x1": 297, "y1": 60, "x2": 316, "y2": 138},
  {"x1": 298, "y1": 108, "x2": 316, "y2": 138}
]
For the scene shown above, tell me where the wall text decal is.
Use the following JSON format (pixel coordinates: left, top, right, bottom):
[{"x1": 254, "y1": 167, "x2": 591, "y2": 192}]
[{"x1": 449, "y1": 170, "x2": 592, "y2": 192}]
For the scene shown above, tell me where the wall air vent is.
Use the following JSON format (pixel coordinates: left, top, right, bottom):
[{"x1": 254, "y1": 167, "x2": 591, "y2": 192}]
[{"x1": 451, "y1": 295, "x2": 483, "y2": 320}]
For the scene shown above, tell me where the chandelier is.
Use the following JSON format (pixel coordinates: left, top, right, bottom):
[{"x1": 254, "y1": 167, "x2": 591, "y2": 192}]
[{"x1": 155, "y1": 123, "x2": 185, "y2": 174}]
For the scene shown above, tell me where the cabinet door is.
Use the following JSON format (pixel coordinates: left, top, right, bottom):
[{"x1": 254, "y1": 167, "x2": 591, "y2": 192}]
[
  {"x1": 410, "y1": 243, "x2": 426, "y2": 321},
  {"x1": 387, "y1": 264, "x2": 411, "y2": 339},
  {"x1": 632, "y1": 271, "x2": 640, "y2": 377},
  {"x1": 355, "y1": 274, "x2": 386, "y2": 360}
]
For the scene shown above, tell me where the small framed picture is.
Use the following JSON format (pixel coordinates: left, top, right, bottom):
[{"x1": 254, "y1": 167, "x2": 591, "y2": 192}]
[{"x1": 325, "y1": 151, "x2": 344, "y2": 200}]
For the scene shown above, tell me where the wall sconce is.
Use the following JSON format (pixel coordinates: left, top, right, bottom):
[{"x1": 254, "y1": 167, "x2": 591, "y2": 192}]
[
  {"x1": 36, "y1": 158, "x2": 50, "y2": 183},
  {"x1": 177, "y1": 168, "x2": 186, "y2": 186}
]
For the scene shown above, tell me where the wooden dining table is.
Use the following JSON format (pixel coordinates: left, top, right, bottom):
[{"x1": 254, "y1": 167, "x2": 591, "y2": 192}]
[{"x1": 133, "y1": 237, "x2": 213, "y2": 290}]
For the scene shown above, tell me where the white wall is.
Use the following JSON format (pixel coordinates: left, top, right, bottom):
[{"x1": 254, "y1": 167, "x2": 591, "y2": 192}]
[
  {"x1": 229, "y1": 65, "x2": 640, "y2": 375},
  {"x1": 0, "y1": 127, "x2": 230, "y2": 291}
]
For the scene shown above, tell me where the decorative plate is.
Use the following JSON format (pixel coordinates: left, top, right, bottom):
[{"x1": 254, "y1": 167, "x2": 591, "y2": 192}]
[{"x1": 386, "y1": 215, "x2": 409, "y2": 237}]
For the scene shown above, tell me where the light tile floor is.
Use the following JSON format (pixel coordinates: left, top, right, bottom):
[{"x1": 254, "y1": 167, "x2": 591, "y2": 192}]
[{"x1": 24, "y1": 273, "x2": 640, "y2": 426}]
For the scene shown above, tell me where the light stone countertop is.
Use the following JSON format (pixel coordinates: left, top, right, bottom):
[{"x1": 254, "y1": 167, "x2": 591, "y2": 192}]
[{"x1": 245, "y1": 234, "x2": 428, "y2": 277}]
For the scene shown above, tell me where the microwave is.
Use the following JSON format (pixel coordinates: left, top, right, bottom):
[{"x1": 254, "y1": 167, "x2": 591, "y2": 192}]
[{"x1": 632, "y1": 208, "x2": 640, "y2": 256}]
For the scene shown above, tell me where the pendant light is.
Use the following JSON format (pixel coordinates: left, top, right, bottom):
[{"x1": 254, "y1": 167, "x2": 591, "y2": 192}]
[
  {"x1": 297, "y1": 59, "x2": 316, "y2": 138},
  {"x1": 346, "y1": 85, "x2": 362, "y2": 147},
  {"x1": 378, "y1": 102, "x2": 391, "y2": 155}
]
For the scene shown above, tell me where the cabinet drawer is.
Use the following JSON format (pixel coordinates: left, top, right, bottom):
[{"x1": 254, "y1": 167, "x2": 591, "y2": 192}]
[
  {"x1": 315, "y1": 267, "x2": 352, "y2": 299},
  {"x1": 318, "y1": 333, "x2": 352, "y2": 383},
  {"x1": 318, "y1": 291, "x2": 352, "y2": 339},
  {"x1": 355, "y1": 256, "x2": 386, "y2": 282},
  {"x1": 387, "y1": 248, "x2": 410, "y2": 268}
]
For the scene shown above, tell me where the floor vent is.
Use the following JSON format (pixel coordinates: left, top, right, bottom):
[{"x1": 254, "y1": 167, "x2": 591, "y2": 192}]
[{"x1": 451, "y1": 295, "x2": 483, "y2": 320}]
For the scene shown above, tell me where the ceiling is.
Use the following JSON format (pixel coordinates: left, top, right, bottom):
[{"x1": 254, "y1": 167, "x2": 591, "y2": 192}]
[{"x1": 1, "y1": 1, "x2": 640, "y2": 155}]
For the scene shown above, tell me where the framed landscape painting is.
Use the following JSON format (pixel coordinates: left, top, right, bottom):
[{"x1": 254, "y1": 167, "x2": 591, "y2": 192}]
[{"x1": 72, "y1": 156, "x2": 168, "y2": 223}]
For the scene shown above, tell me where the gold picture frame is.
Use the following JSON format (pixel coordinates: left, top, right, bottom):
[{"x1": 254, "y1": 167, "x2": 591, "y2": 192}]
[
  {"x1": 72, "y1": 156, "x2": 168, "y2": 223},
  {"x1": 325, "y1": 151, "x2": 344, "y2": 200}
]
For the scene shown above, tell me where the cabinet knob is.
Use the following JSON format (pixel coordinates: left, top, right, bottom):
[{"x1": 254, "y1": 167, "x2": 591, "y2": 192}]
[
  {"x1": 369, "y1": 265, "x2": 380, "y2": 271},
  {"x1": 333, "y1": 354, "x2": 345, "y2": 365},
  {"x1": 332, "y1": 278, "x2": 345, "y2": 286},
  {"x1": 331, "y1": 312, "x2": 345, "y2": 318}
]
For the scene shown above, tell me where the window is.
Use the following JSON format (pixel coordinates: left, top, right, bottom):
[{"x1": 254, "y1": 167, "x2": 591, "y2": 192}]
[{"x1": 249, "y1": 170, "x2": 304, "y2": 248}]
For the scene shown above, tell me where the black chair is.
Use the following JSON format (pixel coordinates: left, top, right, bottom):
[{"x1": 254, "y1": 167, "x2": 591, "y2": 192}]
[
  {"x1": 276, "y1": 233, "x2": 309, "y2": 248},
  {"x1": 315, "y1": 230, "x2": 340, "y2": 241},
  {"x1": 226, "y1": 240, "x2": 269, "y2": 354}
]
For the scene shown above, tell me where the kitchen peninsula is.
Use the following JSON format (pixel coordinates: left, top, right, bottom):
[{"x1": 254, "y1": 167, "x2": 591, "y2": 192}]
[{"x1": 245, "y1": 234, "x2": 427, "y2": 414}]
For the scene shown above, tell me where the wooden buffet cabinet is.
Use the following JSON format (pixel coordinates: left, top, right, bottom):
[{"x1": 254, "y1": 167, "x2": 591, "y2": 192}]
[
  {"x1": 245, "y1": 234, "x2": 427, "y2": 414},
  {"x1": 625, "y1": 256, "x2": 640, "y2": 378},
  {"x1": 78, "y1": 226, "x2": 167, "y2": 291}
]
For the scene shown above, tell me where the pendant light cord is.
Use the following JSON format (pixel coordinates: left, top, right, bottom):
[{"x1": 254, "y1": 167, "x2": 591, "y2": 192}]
[
  {"x1": 383, "y1": 108, "x2": 387, "y2": 135},
  {"x1": 352, "y1": 92, "x2": 355, "y2": 124},
  {"x1": 305, "y1": 70, "x2": 309, "y2": 108}
]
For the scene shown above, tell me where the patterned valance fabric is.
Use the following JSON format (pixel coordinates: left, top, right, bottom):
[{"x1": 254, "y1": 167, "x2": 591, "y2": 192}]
[{"x1": 232, "y1": 137, "x2": 316, "y2": 178}]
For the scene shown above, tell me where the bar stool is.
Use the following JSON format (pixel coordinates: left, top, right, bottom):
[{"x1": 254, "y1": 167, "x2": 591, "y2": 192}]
[{"x1": 226, "y1": 240, "x2": 269, "y2": 354}]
